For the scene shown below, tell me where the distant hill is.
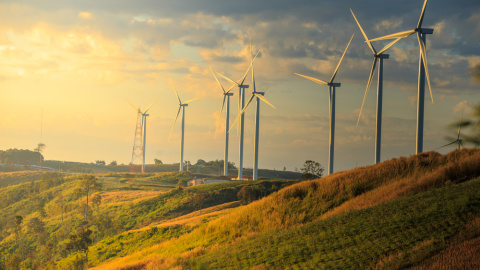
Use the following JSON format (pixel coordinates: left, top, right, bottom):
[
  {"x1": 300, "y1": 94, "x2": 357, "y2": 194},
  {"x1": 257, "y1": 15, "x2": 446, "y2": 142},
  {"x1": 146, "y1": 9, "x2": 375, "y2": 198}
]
[{"x1": 41, "y1": 160, "x2": 303, "y2": 179}]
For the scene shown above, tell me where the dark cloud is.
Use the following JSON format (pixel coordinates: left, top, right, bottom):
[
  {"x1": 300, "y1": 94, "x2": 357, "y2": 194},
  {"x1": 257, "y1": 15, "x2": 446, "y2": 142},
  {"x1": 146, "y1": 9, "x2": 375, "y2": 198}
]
[{"x1": 469, "y1": 64, "x2": 480, "y2": 82}]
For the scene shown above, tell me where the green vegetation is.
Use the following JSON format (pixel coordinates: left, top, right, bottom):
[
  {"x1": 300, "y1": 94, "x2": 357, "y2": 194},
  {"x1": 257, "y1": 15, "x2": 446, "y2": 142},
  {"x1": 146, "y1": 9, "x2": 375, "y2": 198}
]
[
  {"x1": 2, "y1": 149, "x2": 480, "y2": 270},
  {"x1": 0, "y1": 168, "x2": 297, "y2": 269},
  {"x1": 88, "y1": 148, "x2": 480, "y2": 270}
]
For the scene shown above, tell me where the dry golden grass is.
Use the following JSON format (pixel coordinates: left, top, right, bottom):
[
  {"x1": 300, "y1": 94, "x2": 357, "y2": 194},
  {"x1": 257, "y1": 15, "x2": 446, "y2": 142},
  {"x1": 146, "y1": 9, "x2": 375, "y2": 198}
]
[
  {"x1": 100, "y1": 191, "x2": 163, "y2": 205},
  {"x1": 137, "y1": 201, "x2": 240, "y2": 230},
  {"x1": 93, "y1": 149, "x2": 480, "y2": 270},
  {"x1": 408, "y1": 236, "x2": 480, "y2": 270}
]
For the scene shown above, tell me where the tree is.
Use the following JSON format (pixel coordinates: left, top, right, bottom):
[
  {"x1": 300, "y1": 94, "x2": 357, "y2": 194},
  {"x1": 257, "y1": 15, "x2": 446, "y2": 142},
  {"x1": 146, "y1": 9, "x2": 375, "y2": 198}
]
[
  {"x1": 77, "y1": 175, "x2": 103, "y2": 224},
  {"x1": 300, "y1": 160, "x2": 324, "y2": 180},
  {"x1": 195, "y1": 159, "x2": 206, "y2": 166},
  {"x1": 154, "y1": 158, "x2": 163, "y2": 164},
  {"x1": 91, "y1": 194, "x2": 102, "y2": 209},
  {"x1": 65, "y1": 228, "x2": 92, "y2": 268},
  {"x1": 108, "y1": 160, "x2": 117, "y2": 166},
  {"x1": 237, "y1": 186, "x2": 256, "y2": 205},
  {"x1": 27, "y1": 217, "x2": 46, "y2": 245},
  {"x1": 14, "y1": 216, "x2": 23, "y2": 243},
  {"x1": 176, "y1": 179, "x2": 188, "y2": 188},
  {"x1": 14, "y1": 216, "x2": 24, "y2": 266},
  {"x1": 94, "y1": 160, "x2": 105, "y2": 166},
  {"x1": 34, "y1": 143, "x2": 46, "y2": 169}
]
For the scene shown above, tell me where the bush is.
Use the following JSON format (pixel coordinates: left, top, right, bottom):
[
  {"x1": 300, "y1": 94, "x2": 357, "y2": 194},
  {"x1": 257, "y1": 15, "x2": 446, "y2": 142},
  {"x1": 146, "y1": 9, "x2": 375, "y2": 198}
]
[{"x1": 237, "y1": 186, "x2": 256, "y2": 205}]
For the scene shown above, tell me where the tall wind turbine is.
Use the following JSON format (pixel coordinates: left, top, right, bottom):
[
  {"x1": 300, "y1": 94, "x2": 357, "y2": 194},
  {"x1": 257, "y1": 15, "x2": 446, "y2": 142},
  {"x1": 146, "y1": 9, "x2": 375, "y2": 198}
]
[
  {"x1": 168, "y1": 76, "x2": 199, "y2": 172},
  {"x1": 294, "y1": 34, "x2": 354, "y2": 175},
  {"x1": 210, "y1": 66, "x2": 236, "y2": 176},
  {"x1": 229, "y1": 42, "x2": 276, "y2": 180},
  {"x1": 127, "y1": 96, "x2": 160, "y2": 173},
  {"x1": 216, "y1": 50, "x2": 259, "y2": 180},
  {"x1": 368, "y1": 0, "x2": 434, "y2": 154},
  {"x1": 351, "y1": 9, "x2": 402, "y2": 164},
  {"x1": 437, "y1": 113, "x2": 464, "y2": 150}
]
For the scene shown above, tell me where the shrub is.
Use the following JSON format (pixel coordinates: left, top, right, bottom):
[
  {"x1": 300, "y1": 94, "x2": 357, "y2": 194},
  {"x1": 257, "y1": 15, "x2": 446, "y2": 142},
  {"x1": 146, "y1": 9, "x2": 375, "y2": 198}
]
[{"x1": 237, "y1": 186, "x2": 256, "y2": 205}]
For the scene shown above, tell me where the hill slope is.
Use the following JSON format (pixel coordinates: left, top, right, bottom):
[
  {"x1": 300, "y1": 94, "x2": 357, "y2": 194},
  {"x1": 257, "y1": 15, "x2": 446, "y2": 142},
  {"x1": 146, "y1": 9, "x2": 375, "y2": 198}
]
[{"x1": 93, "y1": 149, "x2": 480, "y2": 270}]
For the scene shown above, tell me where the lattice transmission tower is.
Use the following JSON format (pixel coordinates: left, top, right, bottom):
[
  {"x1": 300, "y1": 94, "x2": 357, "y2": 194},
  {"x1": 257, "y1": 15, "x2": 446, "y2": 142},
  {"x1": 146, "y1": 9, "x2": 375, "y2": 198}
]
[{"x1": 130, "y1": 111, "x2": 144, "y2": 173}]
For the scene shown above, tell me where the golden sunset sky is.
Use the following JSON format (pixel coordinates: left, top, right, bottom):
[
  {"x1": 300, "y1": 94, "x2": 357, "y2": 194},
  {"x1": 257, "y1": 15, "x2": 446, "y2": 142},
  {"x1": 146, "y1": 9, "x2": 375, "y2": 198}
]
[{"x1": 1, "y1": 0, "x2": 479, "y2": 171}]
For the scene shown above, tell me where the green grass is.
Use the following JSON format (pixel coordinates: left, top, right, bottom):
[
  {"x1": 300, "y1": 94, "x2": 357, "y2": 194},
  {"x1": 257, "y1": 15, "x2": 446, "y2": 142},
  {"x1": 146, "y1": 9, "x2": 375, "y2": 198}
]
[{"x1": 188, "y1": 178, "x2": 480, "y2": 269}]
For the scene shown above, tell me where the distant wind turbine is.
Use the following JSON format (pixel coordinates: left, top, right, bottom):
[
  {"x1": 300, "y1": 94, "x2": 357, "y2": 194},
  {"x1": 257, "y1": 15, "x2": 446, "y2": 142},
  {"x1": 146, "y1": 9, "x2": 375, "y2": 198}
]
[
  {"x1": 368, "y1": 0, "x2": 434, "y2": 154},
  {"x1": 210, "y1": 66, "x2": 236, "y2": 176},
  {"x1": 216, "y1": 50, "x2": 259, "y2": 180},
  {"x1": 437, "y1": 113, "x2": 464, "y2": 150},
  {"x1": 229, "y1": 41, "x2": 276, "y2": 180},
  {"x1": 351, "y1": 9, "x2": 402, "y2": 164},
  {"x1": 295, "y1": 34, "x2": 354, "y2": 175},
  {"x1": 126, "y1": 96, "x2": 160, "y2": 173},
  {"x1": 168, "y1": 76, "x2": 199, "y2": 172}
]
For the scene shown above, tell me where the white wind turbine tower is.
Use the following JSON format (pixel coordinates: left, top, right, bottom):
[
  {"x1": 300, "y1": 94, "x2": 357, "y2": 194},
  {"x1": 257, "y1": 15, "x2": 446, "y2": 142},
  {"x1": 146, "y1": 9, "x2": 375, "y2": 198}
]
[
  {"x1": 351, "y1": 9, "x2": 402, "y2": 164},
  {"x1": 295, "y1": 34, "x2": 354, "y2": 175},
  {"x1": 126, "y1": 96, "x2": 160, "y2": 173},
  {"x1": 229, "y1": 42, "x2": 276, "y2": 180},
  {"x1": 210, "y1": 66, "x2": 236, "y2": 176},
  {"x1": 217, "y1": 50, "x2": 259, "y2": 180},
  {"x1": 368, "y1": 0, "x2": 434, "y2": 154},
  {"x1": 168, "y1": 76, "x2": 199, "y2": 172},
  {"x1": 437, "y1": 113, "x2": 465, "y2": 150}
]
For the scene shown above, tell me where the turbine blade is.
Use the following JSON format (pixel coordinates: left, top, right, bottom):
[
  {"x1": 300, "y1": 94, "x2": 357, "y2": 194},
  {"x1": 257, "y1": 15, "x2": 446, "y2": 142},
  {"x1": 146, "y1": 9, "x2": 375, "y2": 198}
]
[
  {"x1": 182, "y1": 98, "x2": 199, "y2": 105},
  {"x1": 229, "y1": 94, "x2": 255, "y2": 133},
  {"x1": 217, "y1": 72, "x2": 238, "y2": 86},
  {"x1": 169, "y1": 76, "x2": 182, "y2": 104},
  {"x1": 460, "y1": 141, "x2": 464, "y2": 149},
  {"x1": 210, "y1": 66, "x2": 226, "y2": 93},
  {"x1": 330, "y1": 34, "x2": 354, "y2": 84},
  {"x1": 417, "y1": 0, "x2": 428, "y2": 29},
  {"x1": 294, "y1": 73, "x2": 328, "y2": 85},
  {"x1": 238, "y1": 50, "x2": 260, "y2": 85},
  {"x1": 369, "y1": 30, "x2": 415, "y2": 42},
  {"x1": 357, "y1": 57, "x2": 378, "y2": 126},
  {"x1": 125, "y1": 99, "x2": 140, "y2": 113},
  {"x1": 225, "y1": 83, "x2": 236, "y2": 93},
  {"x1": 168, "y1": 106, "x2": 182, "y2": 141},
  {"x1": 377, "y1": 38, "x2": 402, "y2": 55},
  {"x1": 255, "y1": 93, "x2": 276, "y2": 109},
  {"x1": 436, "y1": 140, "x2": 457, "y2": 150},
  {"x1": 350, "y1": 9, "x2": 376, "y2": 54},
  {"x1": 417, "y1": 33, "x2": 433, "y2": 103},
  {"x1": 144, "y1": 95, "x2": 160, "y2": 114}
]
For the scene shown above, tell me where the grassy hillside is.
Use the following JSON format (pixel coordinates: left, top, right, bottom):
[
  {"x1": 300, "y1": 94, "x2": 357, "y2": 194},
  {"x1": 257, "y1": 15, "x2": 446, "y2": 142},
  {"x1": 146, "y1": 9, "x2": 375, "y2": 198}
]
[
  {"x1": 1, "y1": 149, "x2": 479, "y2": 269},
  {"x1": 0, "y1": 170, "x2": 297, "y2": 269},
  {"x1": 92, "y1": 149, "x2": 480, "y2": 270}
]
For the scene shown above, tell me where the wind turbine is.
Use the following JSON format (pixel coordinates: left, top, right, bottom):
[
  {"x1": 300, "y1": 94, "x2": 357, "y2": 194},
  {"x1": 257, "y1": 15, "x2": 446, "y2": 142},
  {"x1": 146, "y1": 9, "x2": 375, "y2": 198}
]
[
  {"x1": 229, "y1": 42, "x2": 276, "y2": 180},
  {"x1": 216, "y1": 50, "x2": 259, "y2": 180},
  {"x1": 437, "y1": 113, "x2": 464, "y2": 150},
  {"x1": 210, "y1": 66, "x2": 236, "y2": 176},
  {"x1": 294, "y1": 34, "x2": 354, "y2": 175},
  {"x1": 126, "y1": 96, "x2": 160, "y2": 173},
  {"x1": 351, "y1": 9, "x2": 402, "y2": 164},
  {"x1": 368, "y1": 0, "x2": 434, "y2": 154},
  {"x1": 168, "y1": 76, "x2": 199, "y2": 172}
]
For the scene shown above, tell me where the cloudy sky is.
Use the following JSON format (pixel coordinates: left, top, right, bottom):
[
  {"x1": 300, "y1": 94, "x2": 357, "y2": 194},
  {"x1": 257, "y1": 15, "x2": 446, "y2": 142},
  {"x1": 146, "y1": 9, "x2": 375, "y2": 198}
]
[{"x1": 1, "y1": 0, "x2": 479, "y2": 172}]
